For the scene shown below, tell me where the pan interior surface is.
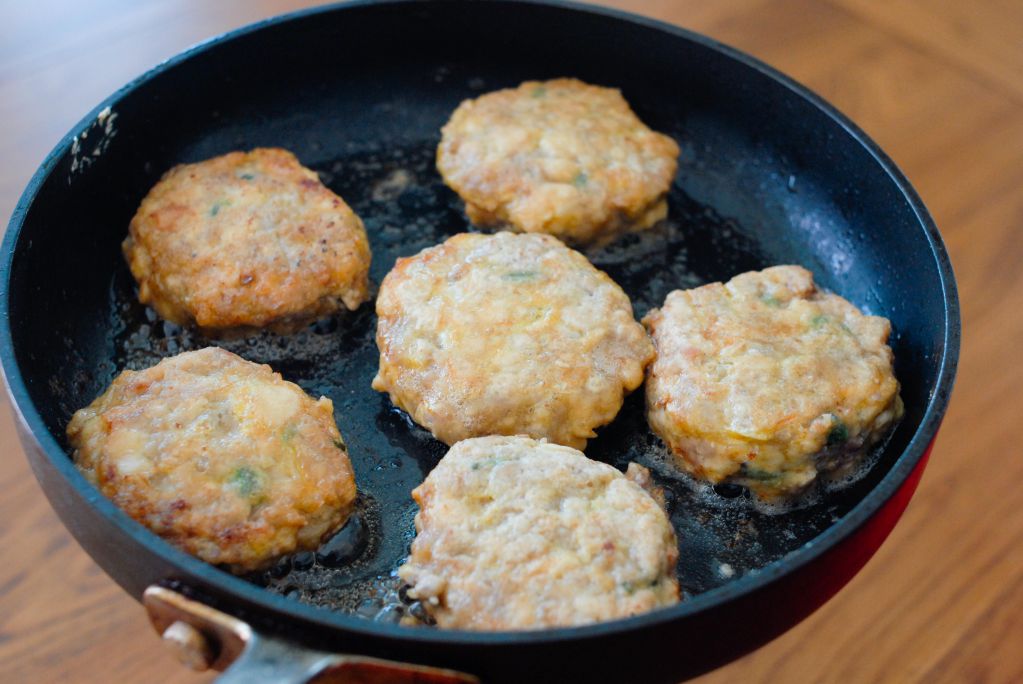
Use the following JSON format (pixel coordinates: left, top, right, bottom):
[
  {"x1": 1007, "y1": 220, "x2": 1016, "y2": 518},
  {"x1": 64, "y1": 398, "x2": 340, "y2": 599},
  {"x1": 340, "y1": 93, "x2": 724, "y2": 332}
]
[{"x1": 4, "y1": 0, "x2": 951, "y2": 638}]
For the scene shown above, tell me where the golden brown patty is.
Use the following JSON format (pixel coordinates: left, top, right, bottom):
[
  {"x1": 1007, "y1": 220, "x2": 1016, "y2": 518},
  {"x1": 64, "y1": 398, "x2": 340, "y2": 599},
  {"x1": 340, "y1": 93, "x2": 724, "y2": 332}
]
[
  {"x1": 123, "y1": 148, "x2": 371, "y2": 334},
  {"x1": 398, "y1": 436, "x2": 680, "y2": 630},
  {"x1": 644, "y1": 265, "x2": 903, "y2": 500},
  {"x1": 66, "y1": 347, "x2": 357, "y2": 573},
  {"x1": 437, "y1": 78, "x2": 679, "y2": 245},
  {"x1": 372, "y1": 232, "x2": 654, "y2": 449}
]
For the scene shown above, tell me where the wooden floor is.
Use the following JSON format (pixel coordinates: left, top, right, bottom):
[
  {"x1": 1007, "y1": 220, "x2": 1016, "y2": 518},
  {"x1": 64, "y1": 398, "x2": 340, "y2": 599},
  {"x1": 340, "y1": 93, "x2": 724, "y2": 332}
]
[{"x1": 1, "y1": 1, "x2": 1021, "y2": 681}]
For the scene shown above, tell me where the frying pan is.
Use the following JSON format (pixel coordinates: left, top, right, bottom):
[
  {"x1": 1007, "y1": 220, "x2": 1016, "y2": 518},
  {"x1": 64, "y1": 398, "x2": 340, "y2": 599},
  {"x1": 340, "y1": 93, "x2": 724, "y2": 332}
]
[{"x1": 0, "y1": 1, "x2": 959, "y2": 682}]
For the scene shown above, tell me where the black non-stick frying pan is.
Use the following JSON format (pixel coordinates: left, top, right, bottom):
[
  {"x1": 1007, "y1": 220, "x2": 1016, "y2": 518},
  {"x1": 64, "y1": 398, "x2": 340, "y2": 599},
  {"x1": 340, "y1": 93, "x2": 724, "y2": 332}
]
[{"x1": 1, "y1": 1, "x2": 959, "y2": 682}]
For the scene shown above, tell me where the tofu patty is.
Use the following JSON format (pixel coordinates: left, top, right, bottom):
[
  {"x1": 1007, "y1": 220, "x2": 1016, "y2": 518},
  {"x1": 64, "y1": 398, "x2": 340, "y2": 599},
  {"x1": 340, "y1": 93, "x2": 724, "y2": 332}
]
[
  {"x1": 398, "y1": 436, "x2": 680, "y2": 630},
  {"x1": 66, "y1": 347, "x2": 358, "y2": 573},
  {"x1": 437, "y1": 78, "x2": 679, "y2": 245},
  {"x1": 123, "y1": 148, "x2": 371, "y2": 334},
  {"x1": 372, "y1": 232, "x2": 654, "y2": 449},
  {"x1": 644, "y1": 265, "x2": 904, "y2": 500}
]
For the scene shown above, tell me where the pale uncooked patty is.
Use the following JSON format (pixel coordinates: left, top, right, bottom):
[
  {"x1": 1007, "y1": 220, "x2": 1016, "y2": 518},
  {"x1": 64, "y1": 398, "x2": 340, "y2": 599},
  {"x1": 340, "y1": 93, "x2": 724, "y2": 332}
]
[
  {"x1": 67, "y1": 347, "x2": 358, "y2": 573},
  {"x1": 372, "y1": 232, "x2": 654, "y2": 449},
  {"x1": 398, "y1": 436, "x2": 680, "y2": 630},
  {"x1": 123, "y1": 148, "x2": 371, "y2": 334},
  {"x1": 437, "y1": 78, "x2": 679, "y2": 245},
  {"x1": 644, "y1": 265, "x2": 903, "y2": 500}
]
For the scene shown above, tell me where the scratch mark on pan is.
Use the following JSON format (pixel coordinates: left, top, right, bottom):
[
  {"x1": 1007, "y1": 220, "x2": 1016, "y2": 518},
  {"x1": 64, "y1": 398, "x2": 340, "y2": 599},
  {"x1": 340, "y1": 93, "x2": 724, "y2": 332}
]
[{"x1": 69, "y1": 107, "x2": 119, "y2": 184}]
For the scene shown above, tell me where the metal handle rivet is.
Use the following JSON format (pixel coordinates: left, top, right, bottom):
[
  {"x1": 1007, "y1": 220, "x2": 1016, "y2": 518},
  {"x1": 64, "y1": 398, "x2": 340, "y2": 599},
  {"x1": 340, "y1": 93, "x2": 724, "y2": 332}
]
[{"x1": 162, "y1": 619, "x2": 214, "y2": 672}]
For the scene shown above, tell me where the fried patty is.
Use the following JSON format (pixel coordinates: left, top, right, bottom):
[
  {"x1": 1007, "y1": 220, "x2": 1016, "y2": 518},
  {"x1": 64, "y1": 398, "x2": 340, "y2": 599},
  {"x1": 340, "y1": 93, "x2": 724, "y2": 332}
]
[
  {"x1": 372, "y1": 232, "x2": 654, "y2": 449},
  {"x1": 437, "y1": 78, "x2": 679, "y2": 245},
  {"x1": 66, "y1": 347, "x2": 358, "y2": 573},
  {"x1": 644, "y1": 265, "x2": 904, "y2": 500},
  {"x1": 398, "y1": 436, "x2": 680, "y2": 630},
  {"x1": 123, "y1": 148, "x2": 371, "y2": 334}
]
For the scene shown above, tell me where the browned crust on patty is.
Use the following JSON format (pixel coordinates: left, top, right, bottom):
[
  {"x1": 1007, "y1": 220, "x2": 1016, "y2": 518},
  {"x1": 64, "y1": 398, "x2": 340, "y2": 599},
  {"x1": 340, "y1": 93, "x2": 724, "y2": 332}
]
[
  {"x1": 67, "y1": 347, "x2": 358, "y2": 572},
  {"x1": 437, "y1": 78, "x2": 679, "y2": 245},
  {"x1": 644, "y1": 265, "x2": 903, "y2": 500},
  {"x1": 372, "y1": 232, "x2": 654, "y2": 449},
  {"x1": 123, "y1": 148, "x2": 371, "y2": 334},
  {"x1": 398, "y1": 436, "x2": 679, "y2": 630}
]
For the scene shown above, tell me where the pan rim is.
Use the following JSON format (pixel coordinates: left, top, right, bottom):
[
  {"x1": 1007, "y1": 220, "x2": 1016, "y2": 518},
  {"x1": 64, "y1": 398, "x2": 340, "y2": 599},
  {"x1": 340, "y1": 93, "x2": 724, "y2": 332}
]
[{"x1": 0, "y1": 0, "x2": 960, "y2": 647}]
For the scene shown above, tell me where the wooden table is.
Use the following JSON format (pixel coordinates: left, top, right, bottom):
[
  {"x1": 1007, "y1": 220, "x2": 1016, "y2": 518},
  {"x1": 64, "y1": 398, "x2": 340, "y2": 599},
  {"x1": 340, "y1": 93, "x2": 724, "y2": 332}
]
[{"x1": 1, "y1": 1, "x2": 1020, "y2": 681}]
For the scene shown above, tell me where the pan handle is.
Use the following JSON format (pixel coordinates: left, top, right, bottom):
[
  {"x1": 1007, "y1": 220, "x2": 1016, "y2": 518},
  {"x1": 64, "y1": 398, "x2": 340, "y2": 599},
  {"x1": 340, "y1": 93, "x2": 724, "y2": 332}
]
[{"x1": 143, "y1": 586, "x2": 478, "y2": 684}]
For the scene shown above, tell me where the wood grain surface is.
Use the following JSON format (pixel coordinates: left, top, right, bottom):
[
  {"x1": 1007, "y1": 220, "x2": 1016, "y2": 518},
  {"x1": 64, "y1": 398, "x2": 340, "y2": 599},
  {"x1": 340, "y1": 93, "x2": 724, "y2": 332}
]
[{"x1": 1, "y1": 1, "x2": 1020, "y2": 682}]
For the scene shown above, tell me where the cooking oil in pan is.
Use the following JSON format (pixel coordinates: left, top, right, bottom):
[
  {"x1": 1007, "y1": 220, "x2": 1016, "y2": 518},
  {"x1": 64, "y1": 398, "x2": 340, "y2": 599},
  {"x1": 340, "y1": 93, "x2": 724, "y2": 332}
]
[{"x1": 99, "y1": 141, "x2": 890, "y2": 622}]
